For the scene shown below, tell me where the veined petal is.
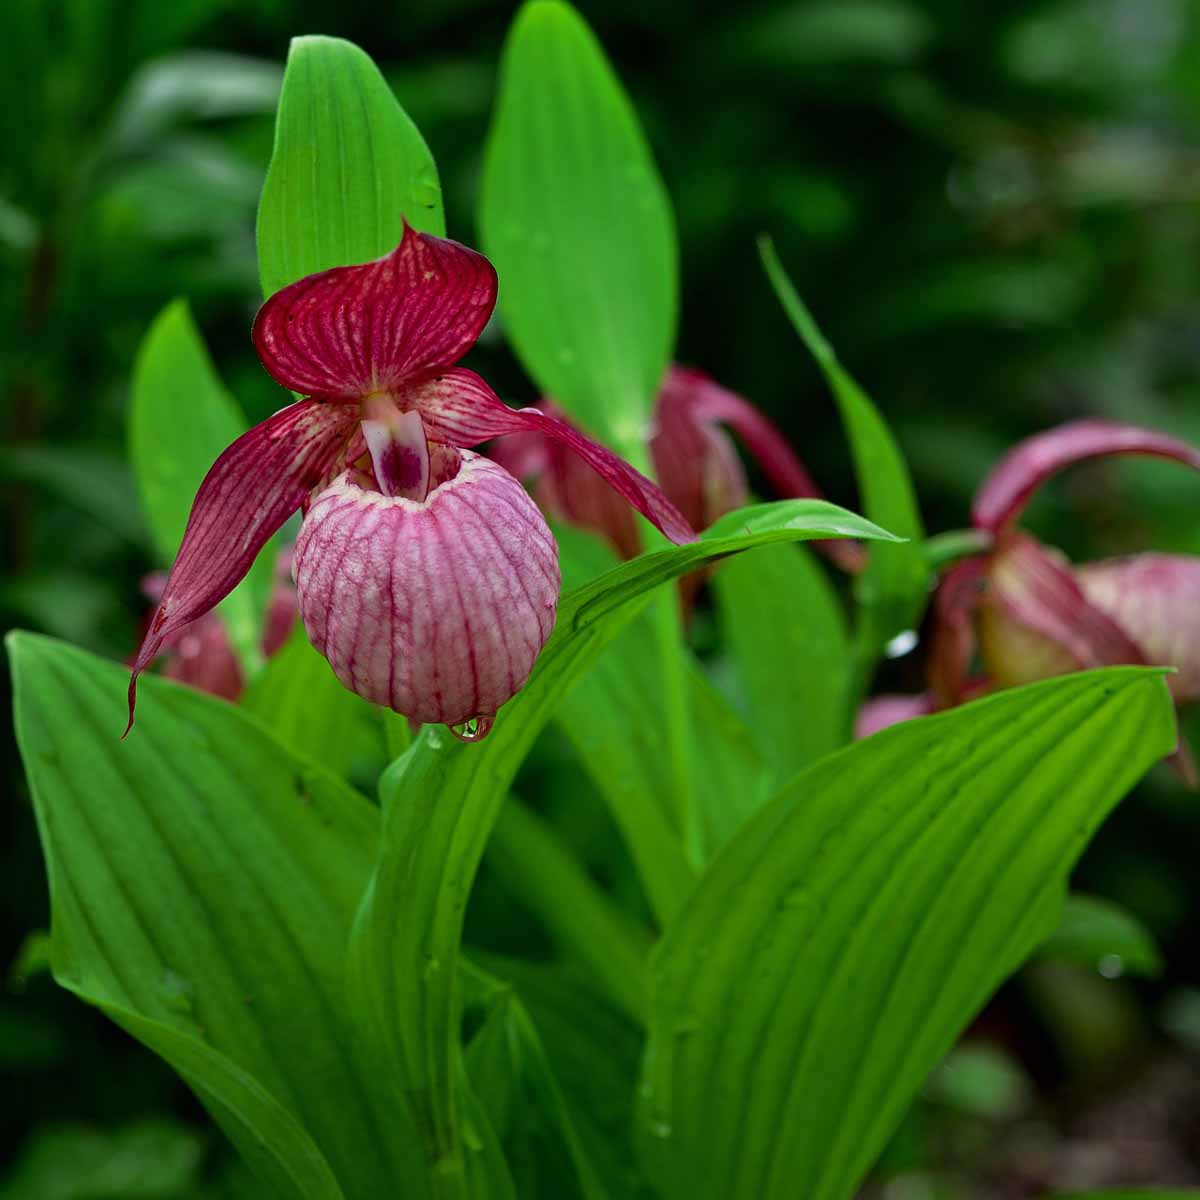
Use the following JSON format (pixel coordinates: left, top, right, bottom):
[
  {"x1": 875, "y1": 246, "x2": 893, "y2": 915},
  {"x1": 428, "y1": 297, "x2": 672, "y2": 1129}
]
[
  {"x1": 667, "y1": 366, "x2": 864, "y2": 572},
  {"x1": 973, "y1": 419, "x2": 1200, "y2": 532},
  {"x1": 292, "y1": 453, "x2": 559, "y2": 726},
  {"x1": 252, "y1": 222, "x2": 497, "y2": 399},
  {"x1": 1077, "y1": 553, "x2": 1200, "y2": 702},
  {"x1": 127, "y1": 399, "x2": 357, "y2": 730},
  {"x1": 978, "y1": 533, "x2": 1147, "y2": 689},
  {"x1": 674, "y1": 367, "x2": 822, "y2": 501},
  {"x1": 928, "y1": 556, "x2": 989, "y2": 705},
  {"x1": 407, "y1": 368, "x2": 696, "y2": 546}
]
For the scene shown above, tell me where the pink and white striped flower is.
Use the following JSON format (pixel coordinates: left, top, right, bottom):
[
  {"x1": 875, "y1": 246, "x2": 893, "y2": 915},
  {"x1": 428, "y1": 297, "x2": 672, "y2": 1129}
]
[{"x1": 128, "y1": 221, "x2": 694, "y2": 736}]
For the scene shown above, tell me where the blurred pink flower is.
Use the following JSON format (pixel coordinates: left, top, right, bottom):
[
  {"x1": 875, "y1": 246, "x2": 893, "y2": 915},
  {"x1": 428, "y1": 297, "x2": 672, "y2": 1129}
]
[{"x1": 860, "y1": 420, "x2": 1200, "y2": 780}]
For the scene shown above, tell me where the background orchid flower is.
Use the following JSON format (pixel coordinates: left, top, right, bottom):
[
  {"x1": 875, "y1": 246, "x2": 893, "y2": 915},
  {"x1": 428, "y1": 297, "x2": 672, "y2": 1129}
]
[
  {"x1": 860, "y1": 420, "x2": 1200, "y2": 776},
  {"x1": 135, "y1": 553, "x2": 298, "y2": 702},
  {"x1": 128, "y1": 221, "x2": 694, "y2": 736},
  {"x1": 489, "y1": 365, "x2": 864, "y2": 571}
]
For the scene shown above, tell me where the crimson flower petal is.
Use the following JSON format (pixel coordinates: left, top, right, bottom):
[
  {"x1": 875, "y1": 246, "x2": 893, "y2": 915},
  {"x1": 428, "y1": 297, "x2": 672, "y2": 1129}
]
[
  {"x1": 127, "y1": 399, "x2": 358, "y2": 730},
  {"x1": 927, "y1": 556, "x2": 988, "y2": 705},
  {"x1": 978, "y1": 533, "x2": 1147, "y2": 690},
  {"x1": 1077, "y1": 553, "x2": 1200, "y2": 703},
  {"x1": 667, "y1": 367, "x2": 864, "y2": 572},
  {"x1": 252, "y1": 222, "x2": 497, "y2": 399},
  {"x1": 406, "y1": 368, "x2": 696, "y2": 546},
  {"x1": 674, "y1": 367, "x2": 822, "y2": 501},
  {"x1": 972, "y1": 419, "x2": 1200, "y2": 532}
]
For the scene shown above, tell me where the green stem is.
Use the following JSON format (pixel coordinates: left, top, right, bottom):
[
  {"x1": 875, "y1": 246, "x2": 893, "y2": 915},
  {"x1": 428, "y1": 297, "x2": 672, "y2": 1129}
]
[{"x1": 923, "y1": 527, "x2": 993, "y2": 571}]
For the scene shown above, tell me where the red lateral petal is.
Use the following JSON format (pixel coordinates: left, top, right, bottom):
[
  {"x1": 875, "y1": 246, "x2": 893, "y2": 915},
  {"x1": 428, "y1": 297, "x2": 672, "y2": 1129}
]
[
  {"x1": 674, "y1": 367, "x2": 823, "y2": 500},
  {"x1": 972, "y1": 419, "x2": 1200, "y2": 532},
  {"x1": 928, "y1": 556, "x2": 988, "y2": 705},
  {"x1": 127, "y1": 399, "x2": 357, "y2": 731},
  {"x1": 977, "y1": 533, "x2": 1147, "y2": 691},
  {"x1": 668, "y1": 366, "x2": 864, "y2": 572},
  {"x1": 252, "y1": 223, "x2": 497, "y2": 399},
  {"x1": 1077, "y1": 553, "x2": 1200, "y2": 702},
  {"x1": 406, "y1": 368, "x2": 696, "y2": 546}
]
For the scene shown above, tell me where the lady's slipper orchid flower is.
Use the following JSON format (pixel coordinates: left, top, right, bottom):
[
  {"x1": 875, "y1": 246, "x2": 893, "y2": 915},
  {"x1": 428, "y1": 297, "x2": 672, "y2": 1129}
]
[
  {"x1": 490, "y1": 366, "x2": 863, "y2": 571},
  {"x1": 859, "y1": 419, "x2": 1200, "y2": 779},
  {"x1": 128, "y1": 221, "x2": 694, "y2": 736}
]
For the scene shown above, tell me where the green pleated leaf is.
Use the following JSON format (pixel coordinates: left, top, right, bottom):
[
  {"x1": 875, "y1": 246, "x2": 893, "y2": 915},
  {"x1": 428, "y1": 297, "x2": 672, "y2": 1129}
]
[
  {"x1": 759, "y1": 237, "x2": 929, "y2": 673},
  {"x1": 1037, "y1": 892, "x2": 1163, "y2": 978},
  {"x1": 8, "y1": 631, "x2": 428, "y2": 1200},
  {"x1": 713, "y1": 542, "x2": 851, "y2": 780},
  {"x1": 463, "y1": 961, "x2": 609, "y2": 1200},
  {"x1": 241, "y1": 624, "x2": 382, "y2": 782},
  {"x1": 257, "y1": 35, "x2": 443, "y2": 300},
  {"x1": 347, "y1": 497, "x2": 897, "y2": 1192},
  {"x1": 551, "y1": 526, "x2": 770, "y2": 924},
  {"x1": 129, "y1": 298, "x2": 271, "y2": 672},
  {"x1": 636, "y1": 667, "x2": 1175, "y2": 1200},
  {"x1": 480, "y1": 0, "x2": 676, "y2": 443}
]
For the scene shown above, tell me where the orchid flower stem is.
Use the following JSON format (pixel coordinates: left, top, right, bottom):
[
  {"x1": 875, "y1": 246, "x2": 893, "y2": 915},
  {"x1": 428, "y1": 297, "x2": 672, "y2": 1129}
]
[
  {"x1": 623, "y1": 435, "x2": 704, "y2": 876},
  {"x1": 923, "y1": 528, "x2": 993, "y2": 571},
  {"x1": 488, "y1": 797, "x2": 652, "y2": 1026}
]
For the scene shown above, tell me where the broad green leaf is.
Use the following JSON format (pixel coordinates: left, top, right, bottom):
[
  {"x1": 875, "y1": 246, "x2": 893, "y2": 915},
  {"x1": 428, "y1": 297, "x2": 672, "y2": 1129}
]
[
  {"x1": 462, "y1": 961, "x2": 609, "y2": 1200},
  {"x1": 1050, "y1": 1193, "x2": 1200, "y2": 1200},
  {"x1": 257, "y1": 35, "x2": 443, "y2": 300},
  {"x1": 480, "y1": 0, "x2": 676, "y2": 444},
  {"x1": 713, "y1": 542, "x2": 851, "y2": 779},
  {"x1": 1036, "y1": 892, "x2": 1163, "y2": 978},
  {"x1": 347, "y1": 498, "x2": 896, "y2": 1191},
  {"x1": 552, "y1": 525, "x2": 769, "y2": 923},
  {"x1": 129, "y1": 298, "x2": 271, "y2": 673},
  {"x1": 8, "y1": 632, "x2": 428, "y2": 1200},
  {"x1": 637, "y1": 668, "x2": 1175, "y2": 1200},
  {"x1": 0, "y1": 1118, "x2": 204, "y2": 1200},
  {"x1": 475, "y1": 955, "x2": 649, "y2": 1199},
  {"x1": 488, "y1": 798, "x2": 651, "y2": 1026},
  {"x1": 759, "y1": 237, "x2": 929, "y2": 675},
  {"x1": 242, "y1": 624, "x2": 382, "y2": 783}
]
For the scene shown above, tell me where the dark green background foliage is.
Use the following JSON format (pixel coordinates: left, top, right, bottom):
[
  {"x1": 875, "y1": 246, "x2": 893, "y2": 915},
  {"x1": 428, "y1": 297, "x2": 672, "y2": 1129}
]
[{"x1": 3, "y1": 0, "x2": 1200, "y2": 1194}]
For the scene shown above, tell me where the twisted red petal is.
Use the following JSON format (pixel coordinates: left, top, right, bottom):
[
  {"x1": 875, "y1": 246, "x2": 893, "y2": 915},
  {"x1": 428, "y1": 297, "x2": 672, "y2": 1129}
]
[
  {"x1": 673, "y1": 367, "x2": 822, "y2": 501},
  {"x1": 666, "y1": 366, "x2": 864, "y2": 572},
  {"x1": 1077, "y1": 553, "x2": 1200, "y2": 703},
  {"x1": 972, "y1": 419, "x2": 1200, "y2": 532},
  {"x1": 127, "y1": 399, "x2": 357, "y2": 731},
  {"x1": 405, "y1": 368, "x2": 696, "y2": 546},
  {"x1": 292, "y1": 453, "x2": 560, "y2": 726},
  {"x1": 252, "y1": 222, "x2": 497, "y2": 399},
  {"x1": 928, "y1": 556, "x2": 989, "y2": 705},
  {"x1": 977, "y1": 533, "x2": 1147, "y2": 691}
]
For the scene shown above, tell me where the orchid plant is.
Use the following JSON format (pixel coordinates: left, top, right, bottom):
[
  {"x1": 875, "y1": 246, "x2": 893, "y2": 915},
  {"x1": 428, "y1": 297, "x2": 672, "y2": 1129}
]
[{"x1": 8, "y1": 5, "x2": 1195, "y2": 1200}]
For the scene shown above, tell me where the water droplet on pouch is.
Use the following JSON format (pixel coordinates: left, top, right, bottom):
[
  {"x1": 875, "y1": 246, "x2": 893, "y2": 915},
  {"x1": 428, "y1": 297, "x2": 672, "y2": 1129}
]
[
  {"x1": 649, "y1": 1121, "x2": 672, "y2": 1140},
  {"x1": 1097, "y1": 953, "x2": 1124, "y2": 979},
  {"x1": 450, "y1": 716, "x2": 494, "y2": 743}
]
